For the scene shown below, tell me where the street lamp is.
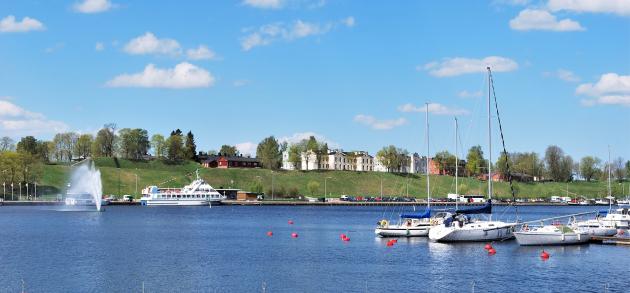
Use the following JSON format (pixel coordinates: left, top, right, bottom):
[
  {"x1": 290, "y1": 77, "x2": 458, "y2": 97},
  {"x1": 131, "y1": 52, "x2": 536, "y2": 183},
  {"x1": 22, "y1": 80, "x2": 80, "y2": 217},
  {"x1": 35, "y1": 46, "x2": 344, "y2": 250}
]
[
  {"x1": 271, "y1": 171, "x2": 275, "y2": 201},
  {"x1": 380, "y1": 176, "x2": 383, "y2": 197},
  {"x1": 324, "y1": 177, "x2": 332, "y2": 199}
]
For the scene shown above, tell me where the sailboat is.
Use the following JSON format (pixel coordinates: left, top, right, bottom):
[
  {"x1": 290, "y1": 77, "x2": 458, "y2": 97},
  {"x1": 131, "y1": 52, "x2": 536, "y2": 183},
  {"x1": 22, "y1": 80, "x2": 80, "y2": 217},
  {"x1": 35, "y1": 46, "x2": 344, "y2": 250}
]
[
  {"x1": 375, "y1": 103, "x2": 449, "y2": 237},
  {"x1": 428, "y1": 67, "x2": 516, "y2": 242},
  {"x1": 572, "y1": 147, "x2": 623, "y2": 236}
]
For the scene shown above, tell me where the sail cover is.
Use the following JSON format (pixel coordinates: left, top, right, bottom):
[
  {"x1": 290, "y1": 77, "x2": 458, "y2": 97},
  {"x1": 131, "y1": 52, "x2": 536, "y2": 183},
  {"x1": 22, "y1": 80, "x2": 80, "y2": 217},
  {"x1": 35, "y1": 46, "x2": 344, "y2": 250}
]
[
  {"x1": 455, "y1": 200, "x2": 492, "y2": 215},
  {"x1": 400, "y1": 208, "x2": 431, "y2": 219}
]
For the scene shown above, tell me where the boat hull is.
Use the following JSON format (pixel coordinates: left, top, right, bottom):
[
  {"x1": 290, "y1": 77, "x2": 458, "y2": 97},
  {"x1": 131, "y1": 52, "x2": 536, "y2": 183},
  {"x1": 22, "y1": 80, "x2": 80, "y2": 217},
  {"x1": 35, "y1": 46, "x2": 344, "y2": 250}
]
[
  {"x1": 428, "y1": 223, "x2": 514, "y2": 242},
  {"x1": 141, "y1": 199, "x2": 214, "y2": 206},
  {"x1": 375, "y1": 225, "x2": 430, "y2": 237},
  {"x1": 514, "y1": 231, "x2": 590, "y2": 246}
]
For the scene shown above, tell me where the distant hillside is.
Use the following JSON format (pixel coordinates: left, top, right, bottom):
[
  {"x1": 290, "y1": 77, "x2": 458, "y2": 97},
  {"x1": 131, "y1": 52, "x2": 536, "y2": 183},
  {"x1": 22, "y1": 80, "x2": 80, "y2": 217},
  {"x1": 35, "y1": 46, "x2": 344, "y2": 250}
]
[{"x1": 37, "y1": 158, "x2": 618, "y2": 199}]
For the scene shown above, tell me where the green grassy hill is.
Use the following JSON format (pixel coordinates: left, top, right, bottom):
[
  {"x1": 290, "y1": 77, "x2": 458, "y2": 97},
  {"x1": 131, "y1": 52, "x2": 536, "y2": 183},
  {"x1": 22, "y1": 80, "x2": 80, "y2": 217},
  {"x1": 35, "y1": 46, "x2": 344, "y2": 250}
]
[{"x1": 35, "y1": 158, "x2": 623, "y2": 200}]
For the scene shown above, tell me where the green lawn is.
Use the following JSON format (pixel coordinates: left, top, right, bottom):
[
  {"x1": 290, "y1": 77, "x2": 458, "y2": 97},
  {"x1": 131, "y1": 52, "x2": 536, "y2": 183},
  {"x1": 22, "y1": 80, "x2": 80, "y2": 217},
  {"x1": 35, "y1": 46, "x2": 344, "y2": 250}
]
[{"x1": 35, "y1": 158, "x2": 624, "y2": 199}]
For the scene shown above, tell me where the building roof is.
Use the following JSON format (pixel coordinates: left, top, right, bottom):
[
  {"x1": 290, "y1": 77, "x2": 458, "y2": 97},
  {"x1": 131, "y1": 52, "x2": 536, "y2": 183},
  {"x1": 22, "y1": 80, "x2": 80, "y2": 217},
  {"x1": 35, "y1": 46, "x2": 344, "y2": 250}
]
[{"x1": 203, "y1": 155, "x2": 260, "y2": 163}]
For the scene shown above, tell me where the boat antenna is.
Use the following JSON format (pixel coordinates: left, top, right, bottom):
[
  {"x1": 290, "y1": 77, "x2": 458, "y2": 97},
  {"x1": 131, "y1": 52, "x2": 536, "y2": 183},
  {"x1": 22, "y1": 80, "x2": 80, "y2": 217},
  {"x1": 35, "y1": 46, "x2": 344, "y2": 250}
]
[
  {"x1": 426, "y1": 102, "x2": 431, "y2": 209},
  {"x1": 488, "y1": 67, "x2": 519, "y2": 221}
]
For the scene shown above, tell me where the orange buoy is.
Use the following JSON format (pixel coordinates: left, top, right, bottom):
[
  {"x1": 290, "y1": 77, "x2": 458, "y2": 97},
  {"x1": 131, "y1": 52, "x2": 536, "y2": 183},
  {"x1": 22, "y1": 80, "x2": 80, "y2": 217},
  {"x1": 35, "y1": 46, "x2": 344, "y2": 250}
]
[
  {"x1": 540, "y1": 250, "x2": 550, "y2": 260},
  {"x1": 288, "y1": 220, "x2": 294, "y2": 225},
  {"x1": 291, "y1": 232, "x2": 298, "y2": 238},
  {"x1": 484, "y1": 243, "x2": 493, "y2": 250},
  {"x1": 266, "y1": 231, "x2": 273, "y2": 237},
  {"x1": 488, "y1": 248, "x2": 496, "y2": 255}
]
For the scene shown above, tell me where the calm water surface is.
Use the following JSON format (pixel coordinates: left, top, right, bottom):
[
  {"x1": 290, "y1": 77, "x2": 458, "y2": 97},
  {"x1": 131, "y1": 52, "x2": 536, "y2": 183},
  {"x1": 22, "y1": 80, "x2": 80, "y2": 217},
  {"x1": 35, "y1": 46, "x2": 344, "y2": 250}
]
[{"x1": 0, "y1": 205, "x2": 628, "y2": 293}]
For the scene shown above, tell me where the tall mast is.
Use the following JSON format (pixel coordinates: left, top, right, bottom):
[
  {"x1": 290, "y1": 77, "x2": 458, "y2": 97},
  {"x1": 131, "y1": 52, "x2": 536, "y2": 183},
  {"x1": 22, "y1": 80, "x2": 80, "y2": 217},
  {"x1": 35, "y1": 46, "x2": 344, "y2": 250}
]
[
  {"x1": 455, "y1": 117, "x2": 459, "y2": 211},
  {"x1": 426, "y1": 102, "x2": 431, "y2": 208},
  {"x1": 608, "y1": 145, "x2": 612, "y2": 212},
  {"x1": 487, "y1": 67, "x2": 492, "y2": 203}
]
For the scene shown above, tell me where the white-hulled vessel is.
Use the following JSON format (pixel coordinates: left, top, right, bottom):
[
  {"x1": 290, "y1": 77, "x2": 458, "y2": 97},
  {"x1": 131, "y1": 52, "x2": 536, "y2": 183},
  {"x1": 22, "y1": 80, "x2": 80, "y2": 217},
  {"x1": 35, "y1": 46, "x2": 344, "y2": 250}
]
[
  {"x1": 140, "y1": 170, "x2": 225, "y2": 206},
  {"x1": 573, "y1": 218, "x2": 617, "y2": 237},
  {"x1": 429, "y1": 67, "x2": 515, "y2": 243},
  {"x1": 514, "y1": 224, "x2": 590, "y2": 246}
]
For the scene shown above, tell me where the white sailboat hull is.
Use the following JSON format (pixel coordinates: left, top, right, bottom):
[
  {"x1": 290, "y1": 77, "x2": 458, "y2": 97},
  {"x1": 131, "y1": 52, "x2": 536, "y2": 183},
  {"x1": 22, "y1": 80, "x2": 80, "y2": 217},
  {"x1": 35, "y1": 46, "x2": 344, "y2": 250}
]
[
  {"x1": 428, "y1": 221, "x2": 514, "y2": 242},
  {"x1": 375, "y1": 225, "x2": 430, "y2": 237},
  {"x1": 514, "y1": 231, "x2": 590, "y2": 246}
]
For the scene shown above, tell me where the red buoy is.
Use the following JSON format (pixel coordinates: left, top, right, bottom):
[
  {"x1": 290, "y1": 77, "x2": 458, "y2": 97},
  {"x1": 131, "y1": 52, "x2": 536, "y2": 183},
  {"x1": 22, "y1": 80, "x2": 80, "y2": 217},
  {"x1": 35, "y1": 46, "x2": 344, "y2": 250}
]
[
  {"x1": 340, "y1": 233, "x2": 347, "y2": 239},
  {"x1": 392, "y1": 239, "x2": 398, "y2": 243},
  {"x1": 488, "y1": 248, "x2": 496, "y2": 255},
  {"x1": 484, "y1": 243, "x2": 493, "y2": 250},
  {"x1": 540, "y1": 250, "x2": 550, "y2": 260},
  {"x1": 343, "y1": 237, "x2": 350, "y2": 242},
  {"x1": 386, "y1": 241, "x2": 394, "y2": 247},
  {"x1": 288, "y1": 220, "x2": 294, "y2": 225},
  {"x1": 266, "y1": 231, "x2": 273, "y2": 237},
  {"x1": 291, "y1": 232, "x2": 298, "y2": 238}
]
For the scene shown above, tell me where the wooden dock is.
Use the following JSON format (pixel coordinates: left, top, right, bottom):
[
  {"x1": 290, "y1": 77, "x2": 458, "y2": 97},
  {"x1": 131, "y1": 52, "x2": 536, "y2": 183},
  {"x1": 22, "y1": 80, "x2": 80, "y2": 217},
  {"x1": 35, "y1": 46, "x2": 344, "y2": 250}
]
[{"x1": 591, "y1": 236, "x2": 630, "y2": 246}]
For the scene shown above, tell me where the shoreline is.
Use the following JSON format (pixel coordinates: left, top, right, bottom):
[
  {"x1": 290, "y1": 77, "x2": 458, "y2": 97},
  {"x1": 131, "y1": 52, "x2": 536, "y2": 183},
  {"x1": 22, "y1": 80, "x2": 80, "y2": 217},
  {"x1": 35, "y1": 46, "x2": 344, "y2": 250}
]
[{"x1": 0, "y1": 200, "x2": 618, "y2": 207}]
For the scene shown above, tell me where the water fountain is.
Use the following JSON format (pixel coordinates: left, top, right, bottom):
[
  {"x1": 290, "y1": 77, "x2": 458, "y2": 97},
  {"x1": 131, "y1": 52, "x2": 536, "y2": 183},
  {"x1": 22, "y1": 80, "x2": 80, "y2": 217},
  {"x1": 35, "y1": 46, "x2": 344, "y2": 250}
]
[{"x1": 67, "y1": 160, "x2": 103, "y2": 211}]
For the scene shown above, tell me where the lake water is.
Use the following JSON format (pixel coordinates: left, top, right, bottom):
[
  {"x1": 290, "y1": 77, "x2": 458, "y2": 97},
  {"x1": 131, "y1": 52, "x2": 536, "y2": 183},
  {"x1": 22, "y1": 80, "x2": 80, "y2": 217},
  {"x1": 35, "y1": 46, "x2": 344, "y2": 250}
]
[{"x1": 0, "y1": 205, "x2": 628, "y2": 292}]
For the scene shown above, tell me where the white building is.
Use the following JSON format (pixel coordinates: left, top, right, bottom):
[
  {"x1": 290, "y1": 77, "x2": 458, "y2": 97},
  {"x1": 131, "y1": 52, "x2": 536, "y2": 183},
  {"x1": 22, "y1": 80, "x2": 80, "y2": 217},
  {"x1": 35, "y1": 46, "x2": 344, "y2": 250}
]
[
  {"x1": 374, "y1": 153, "x2": 427, "y2": 174},
  {"x1": 282, "y1": 149, "x2": 375, "y2": 171},
  {"x1": 281, "y1": 151, "x2": 296, "y2": 170}
]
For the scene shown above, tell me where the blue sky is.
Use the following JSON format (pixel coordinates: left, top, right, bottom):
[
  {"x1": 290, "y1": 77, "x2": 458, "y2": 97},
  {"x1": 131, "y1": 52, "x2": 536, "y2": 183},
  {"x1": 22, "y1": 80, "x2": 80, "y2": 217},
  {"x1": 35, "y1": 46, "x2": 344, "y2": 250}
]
[{"x1": 0, "y1": 0, "x2": 628, "y2": 161}]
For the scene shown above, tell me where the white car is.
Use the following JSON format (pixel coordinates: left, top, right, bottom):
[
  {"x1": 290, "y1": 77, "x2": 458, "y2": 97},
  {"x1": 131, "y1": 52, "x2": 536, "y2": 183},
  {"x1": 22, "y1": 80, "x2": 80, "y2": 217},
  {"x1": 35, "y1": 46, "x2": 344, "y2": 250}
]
[{"x1": 122, "y1": 195, "x2": 134, "y2": 202}]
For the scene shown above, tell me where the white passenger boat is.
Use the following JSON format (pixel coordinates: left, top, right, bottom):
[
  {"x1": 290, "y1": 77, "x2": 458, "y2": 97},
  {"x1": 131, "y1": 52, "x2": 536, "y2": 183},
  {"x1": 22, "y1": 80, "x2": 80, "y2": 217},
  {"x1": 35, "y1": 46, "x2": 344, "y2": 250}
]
[
  {"x1": 140, "y1": 170, "x2": 225, "y2": 206},
  {"x1": 514, "y1": 225, "x2": 590, "y2": 246}
]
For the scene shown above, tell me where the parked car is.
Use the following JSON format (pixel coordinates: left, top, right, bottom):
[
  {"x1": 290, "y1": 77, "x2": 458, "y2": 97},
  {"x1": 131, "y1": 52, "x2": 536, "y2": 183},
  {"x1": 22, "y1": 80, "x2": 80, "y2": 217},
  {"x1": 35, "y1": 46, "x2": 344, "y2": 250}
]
[{"x1": 122, "y1": 195, "x2": 134, "y2": 202}]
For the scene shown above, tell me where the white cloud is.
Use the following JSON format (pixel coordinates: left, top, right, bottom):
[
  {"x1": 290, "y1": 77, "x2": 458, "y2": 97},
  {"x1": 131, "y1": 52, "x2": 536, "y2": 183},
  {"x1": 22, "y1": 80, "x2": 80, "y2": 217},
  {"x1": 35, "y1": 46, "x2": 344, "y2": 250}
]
[
  {"x1": 124, "y1": 32, "x2": 182, "y2": 56},
  {"x1": 509, "y1": 9, "x2": 585, "y2": 31},
  {"x1": 186, "y1": 45, "x2": 217, "y2": 60},
  {"x1": 577, "y1": 73, "x2": 630, "y2": 107},
  {"x1": 278, "y1": 132, "x2": 339, "y2": 148},
  {"x1": 342, "y1": 16, "x2": 355, "y2": 27},
  {"x1": 243, "y1": 0, "x2": 283, "y2": 9},
  {"x1": 544, "y1": 69, "x2": 580, "y2": 82},
  {"x1": 398, "y1": 103, "x2": 470, "y2": 115},
  {"x1": 0, "y1": 100, "x2": 68, "y2": 136},
  {"x1": 73, "y1": 0, "x2": 114, "y2": 13},
  {"x1": 548, "y1": 0, "x2": 630, "y2": 16},
  {"x1": 240, "y1": 17, "x2": 354, "y2": 51},
  {"x1": 492, "y1": 0, "x2": 530, "y2": 5},
  {"x1": 354, "y1": 115, "x2": 407, "y2": 130},
  {"x1": 242, "y1": 0, "x2": 327, "y2": 9},
  {"x1": 95, "y1": 42, "x2": 104, "y2": 51},
  {"x1": 458, "y1": 90, "x2": 483, "y2": 98},
  {"x1": 0, "y1": 15, "x2": 45, "y2": 33},
  {"x1": 235, "y1": 142, "x2": 257, "y2": 156},
  {"x1": 106, "y1": 62, "x2": 215, "y2": 89},
  {"x1": 233, "y1": 80, "x2": 250, "y2": 87},
  {"x1": 45, "y1": 42, "x2": 65, "y2": 53},
  {"x1": 421, "y1": 56, "x2": 518, "y2": 77}
]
